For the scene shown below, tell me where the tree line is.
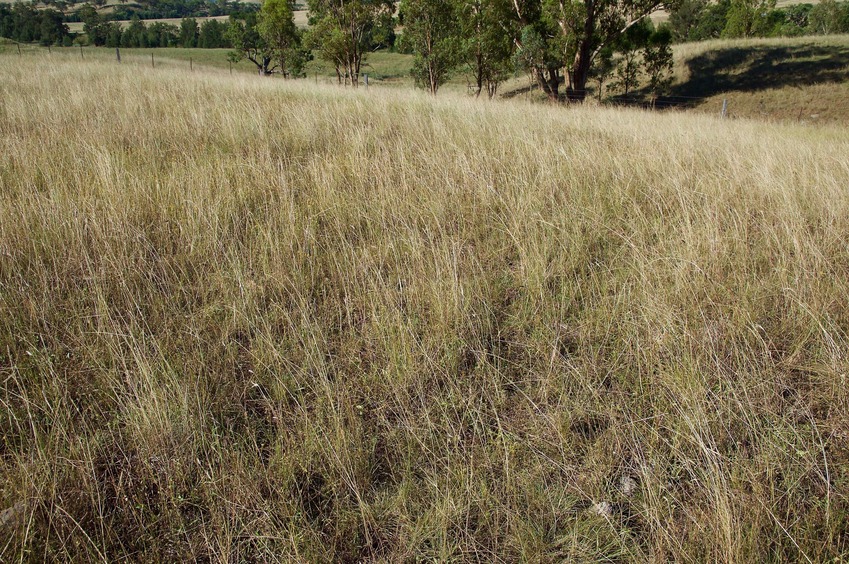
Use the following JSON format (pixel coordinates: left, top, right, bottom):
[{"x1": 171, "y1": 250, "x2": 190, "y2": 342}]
[
  {"x1": 0, "y1": 1, "x2": 255, "y2": 48},
  {"x1": 4, "y1": 0, "x2": 849, "y2": 102},
  {"x1": 1, "y1": 3, "x2": 72, "y2": 45},
  {"x1": 81, "y1": 9, "x2": 233, "y2": 48},
  {"x1": 669, "y1": 0, "x2": 849, "y2": 41},
  {"x1": 221, "y1": 0, "x2": 675, "y2": 101}
]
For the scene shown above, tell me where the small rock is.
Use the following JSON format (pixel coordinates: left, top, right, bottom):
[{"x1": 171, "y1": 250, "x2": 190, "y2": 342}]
[
  {"x1": 620, "y1": 475, "x2": 638, "y2": 497},
  {"x1": 591, "y1": 501, "x2": 613, "y2": 517},
  {"x1": 0, "y1": 501, "x2": 25, "y2": 528}
]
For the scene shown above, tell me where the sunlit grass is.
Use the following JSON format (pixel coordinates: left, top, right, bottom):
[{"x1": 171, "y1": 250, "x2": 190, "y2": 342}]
[{"x1": 1, "y1": 53, "x2": 848, "y2": 561}]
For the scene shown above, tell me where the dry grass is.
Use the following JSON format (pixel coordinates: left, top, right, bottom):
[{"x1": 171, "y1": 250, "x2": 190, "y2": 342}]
[
  {"x1": 670, "y1": 34, "x2": 849, "y2": 124},
  {"x1": 64, "y1": 11, "x2": 309, "y2": 33},
  {"x1": 1, "y1": 52, "x2": 848, "y2": 562}
]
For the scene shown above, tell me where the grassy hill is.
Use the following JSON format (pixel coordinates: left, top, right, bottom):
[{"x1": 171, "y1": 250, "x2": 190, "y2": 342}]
[
  {"x1": 4, "y1": 32, "x2": 849, "y2": 123},
  {"x1": 667, "y1": 34, "x2": 849, "y2": 124},
  {"x1": 1, "y1": 53, "x2": 848, "y2": 562}
]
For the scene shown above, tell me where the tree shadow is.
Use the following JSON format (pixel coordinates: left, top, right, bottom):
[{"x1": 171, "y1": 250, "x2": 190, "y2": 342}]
[
  {"x1": 676, "y1": 42, "x2": 849, "y2": 98},
  {"x1": 612, "y1": 41, "x2": 849, "y2": 110}
]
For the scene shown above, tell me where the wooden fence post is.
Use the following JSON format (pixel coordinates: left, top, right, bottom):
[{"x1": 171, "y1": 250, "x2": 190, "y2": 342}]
[{"x1": 721, "y1": 98, "x2": 728, "y2": 119}]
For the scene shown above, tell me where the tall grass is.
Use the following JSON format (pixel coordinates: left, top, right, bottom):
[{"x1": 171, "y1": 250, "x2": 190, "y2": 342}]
[{"x1": 1, "y1": 54, "x2": 848, "y2": 561}]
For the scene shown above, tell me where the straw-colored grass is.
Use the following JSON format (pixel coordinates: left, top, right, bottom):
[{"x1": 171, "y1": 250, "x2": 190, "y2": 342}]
[{"x1": 1, "y1": 53, "x2": 848, "y2": 562}]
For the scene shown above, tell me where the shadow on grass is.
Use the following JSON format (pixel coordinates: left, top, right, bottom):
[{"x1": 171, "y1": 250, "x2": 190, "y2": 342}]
[
  {"x1": 611, "y1": 41, "x2": 849, "y2": 110},
  {"x1": 677, "y1": 42, "x2": 849, "y2": 96}
]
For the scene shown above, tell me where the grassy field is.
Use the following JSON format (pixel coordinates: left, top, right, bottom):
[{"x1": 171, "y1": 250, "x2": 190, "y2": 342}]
[
  {"x1": 1, "y1": 52, "x2": 849, "y2": 562},
  {"x1": 0, "y1": 42, "x2": 418, "y2": 84},
  {"x1": 4, "y1": 33, "x2": 849, "y2": 120},
  {"x1": 64, "y1": 11, "x2": 310, "y2": 33}
]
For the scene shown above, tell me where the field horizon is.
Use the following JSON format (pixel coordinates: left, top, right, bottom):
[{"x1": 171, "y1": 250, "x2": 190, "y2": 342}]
[{"x1": 1, "y1": 54, "x2": 848, "y2": 561}]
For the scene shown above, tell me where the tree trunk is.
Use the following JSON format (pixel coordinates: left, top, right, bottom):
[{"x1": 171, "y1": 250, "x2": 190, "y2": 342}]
[
  {"x1": 566, "y1": 42, "x2": 592, "y2": 101},
  {"x1": 534, "y1": 67, "x2": 560, "y2": 101},
  {"x1": 429, "y1": 62, "x2": 438, "y2": 95},
  {"x1": 474, "y1": 50, "x2": 483, "y2": 98},
  {"x1": 565, "y1": 5, "x2": 595, "y2": 102}
]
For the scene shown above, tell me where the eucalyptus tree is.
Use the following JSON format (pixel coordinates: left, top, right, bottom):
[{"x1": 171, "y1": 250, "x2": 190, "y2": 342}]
[
  {"x1": 227, "y1": 12, "x2": 275, "y2": 75},
  {"x1": 399, "y1": 0, "x2": 461, "y2": 94},
  {"x1": 258, "y1": 0, "x2": 308, "y2": 77},
  {"x1": 457, "y1": 0, "x2": 515, "y2": 97},
  {"x1": 512, "y1": 0, "x2": 673, "y2": 101},
  {"x1": 306, "y1": 0, "x2": 395, "y2": 86}
]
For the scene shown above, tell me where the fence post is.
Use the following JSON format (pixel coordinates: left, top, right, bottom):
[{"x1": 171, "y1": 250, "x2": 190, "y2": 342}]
[
  {"x1": 17, "y1": 43, "x2": 21, "y2": 56},
  {"x1": 116, "y1": 47, "x2": 121, "y2": 63},
  {"x1": 151, "y1": 53, "x2": 154, "y2": 68},
  {"x1": 364, "y1": 73, "x2": 368, "y2": 90},
  {"x1": 80, "y1": 44, "x2": 83, "y2": 59},
  {"x1": 229, "y1": 61, "x2": 232, "y2": 74},
  {"x1": 47, "y1": 44, "x2": 51, "y2": 55},
  {"x1": 190, "y1": 57, "x2": 192, "y2": 71},
  {"x1": 721, "y1": 98, "x2": 728, "y2": 119}
]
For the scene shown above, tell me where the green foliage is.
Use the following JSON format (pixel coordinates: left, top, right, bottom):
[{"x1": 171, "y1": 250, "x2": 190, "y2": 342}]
[
  {"x1": 37, "y1": 9, "x2": 68, "y2": 46},
  {"x1": 227, "y1": 12, "x2": 275, "y2": 74},
  {"x1": 589, "y1": 43, "x2": 616, "y2": 100},
  {"x1": 643, "y1": 25, "x2": 674, "y2": 101},
  {"x1": 612, "y1": 49, "x2": 642, "y2": 96},
  {"x1": 669, "y1": 0, "x2": 709, "y2": 41},
  {"x1": 198, "y1": 20, "x2": 230, "y2": 49},
  {"x1": 399, "y1": 0, "x2": 461, "y2": 94},
  {"x1": 105, "y1": 21, "x2": 122, "y2": 47},
  {"x1": 669, "y1": 0, "x2": 832, "y2": 42},
  {"x1": 808, "y1": 0, "x2": 849, "y2": 34},
  {"x1": 456, "y1": 0, "x2": 515, "y2": 97},
  {"x1": 611, "y1": 18, "x2": 652, "y2": 97},
  {"x1": 147, "y1": 22, "x2": 180, "y2": 47},
  {"x1": 258, "y1": 0, "x2": 309, "y2": 77},
  {"x1": 305, "y1": 0, "x2": 395, "y2": 85},
  {"x1": 180, "y1": 17, "x2": 199, "y2": 48},
  {"x1": 512, "y1": 0, "x2": 668, "y2": 100},
  {"x1": 767, "y1": 3, "x2": 813, "y2": 36},
  {"x1": 122, "y1": 15, "x2": 148, "y2": 48},
  {"x1": 722, "y1": 0, "x2": 777, "y2": 37},
  {"x1": 695, "y1": 0, "x2": 733, "y2": 39},
  {"x1": 669, "y1": 0, "x2": 848, "y2": 41},
  {"x1": 0, "y1": 3, "x2": 70, "y2": 46},
  {"x1": 304, "y1": 17, "x2": 348, "y2": 78},
  {"x1": 512, "y1": 19, "x2": 565, "y2": 100},
  {"x1": 106, "y1": 0, "x2": 259, "y2": 22}
]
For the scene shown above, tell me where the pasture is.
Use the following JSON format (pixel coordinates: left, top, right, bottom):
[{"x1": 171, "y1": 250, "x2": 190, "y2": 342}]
[{"x1": 1, "y1": 52, "x2": 848, "y2": 561}]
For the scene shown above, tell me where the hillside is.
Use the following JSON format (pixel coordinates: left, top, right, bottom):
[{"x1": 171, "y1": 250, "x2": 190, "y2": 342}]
[
  {"x1": 1, "y1": 54, "x2": 848, "y2": 561},
  {"x1": 668, "y1": 34, "x2": 849, "y2": 124}
]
